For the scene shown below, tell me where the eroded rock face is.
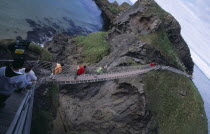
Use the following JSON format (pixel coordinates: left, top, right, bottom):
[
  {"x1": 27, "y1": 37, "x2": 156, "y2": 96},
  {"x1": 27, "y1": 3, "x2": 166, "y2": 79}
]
[
  {"x1": 107, "y1": 0, "x2": 193, "y2": 73},
  {"x1": 44, "y1": 34, "x2": 82, "y2": 65},
  {"x1": 94, "y1": 0, "x2": 131, "y2": 30},
  {"x1": 97, "y1": 33, "x2": 168, "y2": 67},
  {"x1": 59, "y1": 76, "x2": 153, "y2": 134},
  {"x1": 163, "y1": 14, "x2": 194, "y2": 73}
]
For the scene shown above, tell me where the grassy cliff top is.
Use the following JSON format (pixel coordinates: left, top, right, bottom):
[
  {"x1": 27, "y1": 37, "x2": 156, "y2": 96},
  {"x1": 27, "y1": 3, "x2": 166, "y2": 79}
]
[
  {"x1": 143, "y1": 70, "x2": 208, "y2": 134},
  {"x1": 73, "y1": 32, "x2": 110, "y2": 64}
]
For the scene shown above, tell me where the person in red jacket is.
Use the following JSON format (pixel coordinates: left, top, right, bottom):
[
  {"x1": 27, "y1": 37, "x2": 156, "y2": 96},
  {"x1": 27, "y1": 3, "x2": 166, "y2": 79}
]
[
  {"x1": 74, "y1": 66, "x2": 86, "y2": 80},
  {"x1": 150, "y1": 62, "x2": 155, "y2": 67}
]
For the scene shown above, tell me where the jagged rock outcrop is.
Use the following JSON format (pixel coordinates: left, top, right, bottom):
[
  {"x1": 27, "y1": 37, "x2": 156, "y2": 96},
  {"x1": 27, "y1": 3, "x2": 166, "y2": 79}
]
[
  {"x1": 106, "y1": 0, "x2": 194, "y2": 73},
  {"x1": 59, "y1": 76, "x2": 152, "y2": 134},
  {"x1": 44, "y1": 34, "x2": 81, "y2": 65},
  {"x1": 94, "y1": 0, "x2": 130, "y2": 30},
  {"x1": 163, "y1": 14, "x2": 194, "y2": 73}
]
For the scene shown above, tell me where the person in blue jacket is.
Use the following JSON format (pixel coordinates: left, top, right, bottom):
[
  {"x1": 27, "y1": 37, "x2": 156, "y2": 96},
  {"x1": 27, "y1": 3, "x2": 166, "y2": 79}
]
[{"x1": 0, "y1": 58, "x2": 32, "y2": 108}]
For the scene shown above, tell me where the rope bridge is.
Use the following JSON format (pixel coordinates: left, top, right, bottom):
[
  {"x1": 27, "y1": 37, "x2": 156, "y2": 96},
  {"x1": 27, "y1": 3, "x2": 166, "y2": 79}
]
[
  {"x1": 0, "y1": 60, "x2": 191, "y2": 134},
  {"x1": 0, "y1": 60, "x2": 191, "y2": 85}
]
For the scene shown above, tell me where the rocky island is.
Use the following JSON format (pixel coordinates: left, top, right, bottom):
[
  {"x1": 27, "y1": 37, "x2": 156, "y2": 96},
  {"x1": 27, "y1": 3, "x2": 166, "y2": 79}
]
[{"x1": 0, "y1": 0, "x2": 207, "y2": 134}]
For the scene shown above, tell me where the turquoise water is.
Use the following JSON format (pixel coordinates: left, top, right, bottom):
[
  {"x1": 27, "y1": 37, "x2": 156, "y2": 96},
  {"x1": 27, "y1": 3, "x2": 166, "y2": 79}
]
[
  {"x1": 0, "y1": 0, "x2": 103, "y2": 44},
  {"x1": 193, "y1": 65, "x2": 210, "y2": 133}
]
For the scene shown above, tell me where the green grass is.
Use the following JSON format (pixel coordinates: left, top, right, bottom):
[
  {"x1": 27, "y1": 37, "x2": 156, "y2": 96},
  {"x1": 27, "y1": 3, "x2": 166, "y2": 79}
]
[
  {"x1": 143, "y1": 71, "x2": 208, "y2": 134},
  {"x1": 108, "y1": 5, "x2": 120, "y2": 14},
  {"x1": 143, "y1": 0, "x2": 168, "y2": 19},
  {"x1": 0, "y1": 39, "x2": 16, "y2": 48},
  {"x1": 31, "y1": 83, "x2": 59, "y2": 134},
  {"x1": 47, "y1": 83, "x2": 59, "y2": 112},
  {"x1": 140, "y1": 24, "x2": 184, "y2": 70},
  {"x1": 73, "y1": 32, "x2": 110, "y2": 64},
  {"x1": 28, "y1": 43, "x2": 43, "y2": 54},
  {"x1": 29, "y1": 43, "x2": 52, "y2": 61},
  {"x1": 31, "y1": 111, "x2": 53, "y2": 134},
  {"x1": 119, "y1": 2, "x2": 130, "y2": 12},
  {"x1": 0, "y1": 39, "x2": 52, "y2": 61}
]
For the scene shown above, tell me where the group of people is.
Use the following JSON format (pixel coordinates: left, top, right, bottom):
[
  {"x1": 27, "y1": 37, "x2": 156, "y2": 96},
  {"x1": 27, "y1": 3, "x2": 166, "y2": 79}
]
[
  {"x1": 0, "y1": 58, "x2": 37, "y2": 108},
  {"x1": 50, "y1": 63, "x2": 105, "y2": 80},
  {"x1": 0, "y1": 60, "x2": 156, "y2": 108},
  {"x1": 50, "y1": 63, "x2": 156, "y2": 80}
]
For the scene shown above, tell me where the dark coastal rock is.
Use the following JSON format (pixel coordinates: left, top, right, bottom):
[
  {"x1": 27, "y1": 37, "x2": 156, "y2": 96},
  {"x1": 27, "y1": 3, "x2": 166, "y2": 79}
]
[
  {"x1": 26, "y1": 19, "x2": 57, "y2": 44},
  {"x1": 25, "y1": 18, "x2": 91, "y2": 44},
  {"x1": 44, "y1": 34, "x2": 81, "y2": 65},
  {"x1": 93, "y1": 0, "x2": 131, "y2": 30},
  {"x1": 59, "y1": 76, "x2": 153, "y2": 134}
]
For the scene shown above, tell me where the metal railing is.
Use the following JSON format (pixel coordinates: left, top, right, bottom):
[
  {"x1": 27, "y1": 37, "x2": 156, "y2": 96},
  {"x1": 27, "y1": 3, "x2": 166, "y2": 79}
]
[{"x1": 6, "y1": 84, "x2": 36, "y2": 134}]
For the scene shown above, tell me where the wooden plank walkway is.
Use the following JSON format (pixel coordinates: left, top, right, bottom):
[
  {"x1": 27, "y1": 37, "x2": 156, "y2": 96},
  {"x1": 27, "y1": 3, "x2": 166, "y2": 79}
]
[
  {"x1": 0, "y1": 90, "x2": 27, "y2": 134},
  {"x1": 48, "y1": 66, "x2": 190, "y2": 84},
  {"x1": 50, "y1": 67, "x2": 156, "y2": 84}
]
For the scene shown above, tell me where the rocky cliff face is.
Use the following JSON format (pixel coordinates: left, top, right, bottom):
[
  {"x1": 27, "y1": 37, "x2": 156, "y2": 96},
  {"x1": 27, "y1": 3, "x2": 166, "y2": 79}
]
[
  {"x1": 94, "y1": 0, "x2": 130, "y2": 30},
  {"x1": 106, "y1": 0, "x2": 193, "y2": 73},
  {"x1": 44, "y1": 0, "x2": 207, "y2": 134},
  {"x1": 59, "y1": 77, "x2": 149, "y2": 134}
]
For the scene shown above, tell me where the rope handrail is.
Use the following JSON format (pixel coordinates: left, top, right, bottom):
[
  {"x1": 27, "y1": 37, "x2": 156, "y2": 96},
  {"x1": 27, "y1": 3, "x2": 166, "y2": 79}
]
[{"x1": 0, "y1": 60, "x2": 191, "y2": 85}]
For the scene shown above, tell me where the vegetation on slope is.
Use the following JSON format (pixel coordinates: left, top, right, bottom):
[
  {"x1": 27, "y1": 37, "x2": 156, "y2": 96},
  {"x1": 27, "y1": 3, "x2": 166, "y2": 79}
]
[
  {"x1": 28, "y1": 43, "x2": 52, "y2": 61},
  {"x1": 74, "y1": 32, "x2": 110, "y2": 64},
  {"x1": 135, "y1": 0, "x2": 186, "y2": 71},
  {"x1": 0, "y1": 39, "x2": 52, "y2": 61},
  {"x1": 119, "y1": 2, "x2": 130, "y2": 12},
  {"x1": 94, "y1": 0, "x2": 119, "y2": 15},
  {"x1": 140, "y1": 24, "x2": 184, "y2": 70},
  {"x1": 143, "y1": 71, "x2": 208, "y2": 134},
  {"x1": 31, "y1": 83, "x2": 59, "y2": 134}
]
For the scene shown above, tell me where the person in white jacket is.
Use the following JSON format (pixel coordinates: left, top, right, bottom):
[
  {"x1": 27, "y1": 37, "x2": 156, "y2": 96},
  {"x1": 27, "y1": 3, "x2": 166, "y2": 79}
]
[
  {"x1": 0, "y1": 59, "x2": 32, "y2": 108},
  {"x1": 20, "y1": 66, "x2": 37, "y2": 83}
]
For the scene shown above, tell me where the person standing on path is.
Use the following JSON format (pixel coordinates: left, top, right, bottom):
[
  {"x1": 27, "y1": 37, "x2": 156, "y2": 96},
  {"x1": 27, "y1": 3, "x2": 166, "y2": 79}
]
[{"x1": 74, "y1": 66, "x2": 86, "y2": 80}]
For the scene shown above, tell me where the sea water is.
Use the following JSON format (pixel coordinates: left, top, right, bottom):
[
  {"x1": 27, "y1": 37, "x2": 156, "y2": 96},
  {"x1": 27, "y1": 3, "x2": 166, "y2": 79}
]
[
  {"x1": 0, "y1": 0, "x2": 103, "y2": 44},
  {"x1": 193, "y1": 65, "x2": 210, "y2": 133}
]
